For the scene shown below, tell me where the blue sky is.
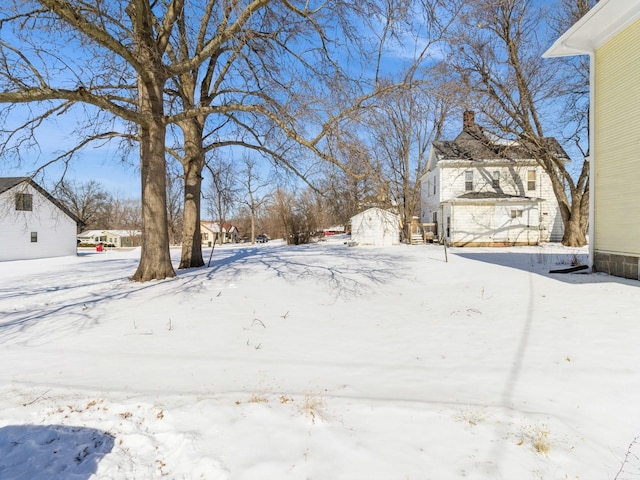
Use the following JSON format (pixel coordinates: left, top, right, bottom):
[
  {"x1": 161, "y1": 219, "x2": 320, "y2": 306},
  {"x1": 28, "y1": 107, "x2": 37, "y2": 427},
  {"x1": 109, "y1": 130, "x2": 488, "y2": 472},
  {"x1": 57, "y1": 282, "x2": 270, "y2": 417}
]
[{"x1": 0, "y1": 0, "x2": 586, "y2": 200}]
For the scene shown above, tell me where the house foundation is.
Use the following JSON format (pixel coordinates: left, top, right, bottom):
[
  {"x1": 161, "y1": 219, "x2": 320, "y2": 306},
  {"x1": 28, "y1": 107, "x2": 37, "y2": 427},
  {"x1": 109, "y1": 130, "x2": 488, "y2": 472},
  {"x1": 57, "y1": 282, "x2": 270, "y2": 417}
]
[{"x1": 593, "y1": 251, "x2": 640, "y2": 280}]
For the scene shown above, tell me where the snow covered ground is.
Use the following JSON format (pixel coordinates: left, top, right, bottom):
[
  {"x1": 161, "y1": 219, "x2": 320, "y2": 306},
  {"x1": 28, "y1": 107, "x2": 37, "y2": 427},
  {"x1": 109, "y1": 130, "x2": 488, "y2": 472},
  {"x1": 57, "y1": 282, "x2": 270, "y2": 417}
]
[{"x1": 1, "y1": 238, "x2": 639, "y2": 479}]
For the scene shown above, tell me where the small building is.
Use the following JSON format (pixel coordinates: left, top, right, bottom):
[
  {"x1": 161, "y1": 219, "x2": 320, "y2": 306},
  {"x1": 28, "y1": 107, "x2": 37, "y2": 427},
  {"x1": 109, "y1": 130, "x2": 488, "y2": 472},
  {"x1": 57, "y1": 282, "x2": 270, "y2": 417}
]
[
  {"x1": 420, "y1": 111, "x2": 566, "y2": 247},
  {"x1": 201, "y1": 221, "x2": 240, "y2": 246},
  {"x1": 0, "y1": 177, "x2": 81, "y2": 261},
  {"x1": 350, "y1": 208, "x2": 400, "y2": 247},
  {"x1": 77, "y1": 229, "x2": 141, "y2": 248},
  {"x1": 544, "y1": 0, "x2": 640, "y2": 280}
]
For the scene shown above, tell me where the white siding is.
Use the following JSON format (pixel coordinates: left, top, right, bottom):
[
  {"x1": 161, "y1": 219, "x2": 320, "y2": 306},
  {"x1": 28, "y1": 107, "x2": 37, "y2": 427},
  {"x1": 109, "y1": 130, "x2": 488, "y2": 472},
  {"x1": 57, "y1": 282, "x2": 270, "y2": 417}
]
[
  {"x1": 0, "y1": 183, "x2": 77, "y2": 261},
  {"x1": 420, "y1": 159, "x2": 563, "y2": 244},
  {"x1": 594, "y1": 18, "x2": 640, "y2": 256},
  {"x1": 350, "y1": 208, "x2": 400, "y2": 246},
  {"x1": 447, "y1": 201, "x2": 541, "y2": 246},
  {"x1": 420, "y1": 166, "x2": 441, "y2": 225}
]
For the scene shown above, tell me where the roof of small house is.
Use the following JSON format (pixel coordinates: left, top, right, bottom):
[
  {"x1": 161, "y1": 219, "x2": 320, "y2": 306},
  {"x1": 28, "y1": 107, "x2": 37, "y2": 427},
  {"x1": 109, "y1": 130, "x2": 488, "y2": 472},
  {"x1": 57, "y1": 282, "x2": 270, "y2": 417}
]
[
  {"x1": 78, "y1": 229, "x2": 141, "y2": 238},
  {"x1": 201, "y1": 221, "x2": 239, "y2": 233},
  {"x1": 0, "y1": 176, "x2": 83, "y2": 226},
  {"x1": 432, "y1": 117, "x2": 569, "y2": 163},
  {"x1": 446, "y1": 191, "x2": 542, "y2": 204}
]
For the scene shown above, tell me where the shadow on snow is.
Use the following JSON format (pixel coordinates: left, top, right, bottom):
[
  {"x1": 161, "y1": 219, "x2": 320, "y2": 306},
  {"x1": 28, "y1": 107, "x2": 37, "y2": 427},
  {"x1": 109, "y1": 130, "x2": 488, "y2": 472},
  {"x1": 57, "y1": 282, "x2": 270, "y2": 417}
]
[{"x1": 0, "y1": 424, "x2": 114, "y2": 479}]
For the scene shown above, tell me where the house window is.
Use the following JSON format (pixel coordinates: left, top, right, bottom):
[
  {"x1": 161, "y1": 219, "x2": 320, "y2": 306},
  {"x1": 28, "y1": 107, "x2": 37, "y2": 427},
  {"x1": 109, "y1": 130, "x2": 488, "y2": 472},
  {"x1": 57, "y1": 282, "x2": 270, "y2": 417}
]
[
  {"x1": 465, "y1": 171, "x2": 473, "y2": 191},
  {"x1": 15, "y1": 193, "x2": 33, "y2": 211},
  {"x1": 527, "y1": 170, "x2": 536, "y2": 191},
  {"x1": 511, "y1": 210, "x2": 523, "y2": 218},
  {"x1": 492, "y1": 171, "x2": 500, "y2": 188},
  {"x1": 31, "y1": 232, "x2": 38, "y2": 242},
  {"x1": 202, "y1": 233, "x2": 209, "y2": 240},
  {"x1": 433, "y1": 177, "x2": 436, "y2": 195}
]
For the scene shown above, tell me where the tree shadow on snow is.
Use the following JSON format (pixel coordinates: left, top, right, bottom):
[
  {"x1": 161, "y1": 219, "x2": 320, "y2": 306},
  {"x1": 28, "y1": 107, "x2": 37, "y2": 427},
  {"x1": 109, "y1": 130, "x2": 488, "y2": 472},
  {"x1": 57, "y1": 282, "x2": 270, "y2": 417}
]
[
  {"x1": 192, "y1": 242, "x2": 406, "y2": 300},
  {"x1": 0, "y1": 424, "x2": 114, "y2": 479},
  {"x1": 452, "y1": 249, "x2": 638, "y2": 287}
]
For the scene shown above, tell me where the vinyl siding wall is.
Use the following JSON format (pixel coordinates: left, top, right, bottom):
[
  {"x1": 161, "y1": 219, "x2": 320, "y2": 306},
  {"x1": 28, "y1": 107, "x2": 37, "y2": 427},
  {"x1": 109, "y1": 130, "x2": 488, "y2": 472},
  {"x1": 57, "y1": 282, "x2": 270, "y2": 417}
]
[
  {"x1": 594, "y1": 18, "x2": 640, "y2": 258},
  {"x1": 0, "y1": 183, "x2": 77, "y2": 261},
  {"x1": 447, "y1": 201, "x2": 541, "y2": 247},
  {"x1": 421, "y1": 161, "x2": 562, "y2": 243}
]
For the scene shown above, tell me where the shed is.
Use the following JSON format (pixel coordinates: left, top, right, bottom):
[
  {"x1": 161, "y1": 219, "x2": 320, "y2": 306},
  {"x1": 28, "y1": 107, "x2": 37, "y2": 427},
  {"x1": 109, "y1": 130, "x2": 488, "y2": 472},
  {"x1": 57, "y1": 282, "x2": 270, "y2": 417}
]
[{"x1": 350, "y1": 208, "x2": 400, "y2": 247}]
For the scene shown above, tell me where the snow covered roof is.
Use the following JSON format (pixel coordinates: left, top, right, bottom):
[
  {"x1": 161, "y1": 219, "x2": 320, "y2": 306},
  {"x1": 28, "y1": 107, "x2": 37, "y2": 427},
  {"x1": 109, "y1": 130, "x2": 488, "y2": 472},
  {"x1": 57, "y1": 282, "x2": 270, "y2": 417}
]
[{"x1": 78, "y1": 230, "x2": 141, "y2": 238}]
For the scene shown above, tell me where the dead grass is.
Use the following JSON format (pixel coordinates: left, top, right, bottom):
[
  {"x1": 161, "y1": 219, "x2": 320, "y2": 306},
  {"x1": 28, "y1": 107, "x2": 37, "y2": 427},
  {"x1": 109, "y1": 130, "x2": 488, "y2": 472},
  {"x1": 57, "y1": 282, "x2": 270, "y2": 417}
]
[{"x1": 298, "y1": 394, "x2": 327, "y2": 424}]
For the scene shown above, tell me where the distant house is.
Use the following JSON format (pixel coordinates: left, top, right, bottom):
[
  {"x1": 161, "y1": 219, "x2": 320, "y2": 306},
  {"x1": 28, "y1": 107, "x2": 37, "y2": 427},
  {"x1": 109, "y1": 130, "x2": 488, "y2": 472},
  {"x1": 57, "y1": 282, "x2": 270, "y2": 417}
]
[
  {"x1": 77, "y1": 229, "x2": 141, "y2": 248},
  {"x1": 0, "y1": 177, "x2": 81, "y2": 261},
  {"x1": 350, "y1": 208, "x2": 400, "y2": 247},
  {"x1": 420, "y1": 111, "x2": 566, "y2": 247},
  {"x1": 200, "y1": 221, "x2": 240, "y2": 246},
  {"x1": 544, "y1": 0, "x2": 640, "y2": 280}
]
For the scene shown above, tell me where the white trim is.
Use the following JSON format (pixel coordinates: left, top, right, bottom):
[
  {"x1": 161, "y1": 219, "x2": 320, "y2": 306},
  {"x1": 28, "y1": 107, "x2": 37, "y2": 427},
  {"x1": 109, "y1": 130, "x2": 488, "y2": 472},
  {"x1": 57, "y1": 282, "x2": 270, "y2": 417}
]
[{"x1": 544, "y1": 0, "x2": 640, "y2": 57}]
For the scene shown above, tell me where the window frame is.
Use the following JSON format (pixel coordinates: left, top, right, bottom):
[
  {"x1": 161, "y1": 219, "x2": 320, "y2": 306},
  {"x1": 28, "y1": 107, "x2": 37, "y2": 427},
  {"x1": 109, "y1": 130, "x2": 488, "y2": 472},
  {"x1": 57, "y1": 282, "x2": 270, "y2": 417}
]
[
  {"x1": 492, "y1": 171, "x2": 500, "y2": 188},
  {"x1": 465, "y1": 170, "x2": 474, "y2": 191},
  {"x1": 15, "y1": 193, "x2": 33, "y2": 211},
  {"x1": 527, "y1": 170, "x2": 536, "y2": 191}
]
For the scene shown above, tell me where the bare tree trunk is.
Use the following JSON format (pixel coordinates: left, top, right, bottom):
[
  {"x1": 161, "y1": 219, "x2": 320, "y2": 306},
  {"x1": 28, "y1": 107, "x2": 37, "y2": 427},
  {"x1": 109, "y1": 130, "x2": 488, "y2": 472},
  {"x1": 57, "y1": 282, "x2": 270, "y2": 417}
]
[
  {"x1": 132, "y1": 116, "x2": 175, "y2": 281},
  {"x1": 179, "y1": 120, "x2": 205, "y2": 269}
]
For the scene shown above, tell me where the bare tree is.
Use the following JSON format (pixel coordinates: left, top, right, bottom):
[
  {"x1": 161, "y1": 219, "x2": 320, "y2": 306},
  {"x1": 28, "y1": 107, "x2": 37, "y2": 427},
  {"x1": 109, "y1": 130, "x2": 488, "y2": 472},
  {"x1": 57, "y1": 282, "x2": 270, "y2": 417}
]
[
  {"x1": 204, "y1": 156, "x2": 238, "y2": 244},
  {"x1": 53, "y1": 180, "x2": 111, "y2": 231},
  {"x1": 105, "y1": 196, "x2": 142, "y2": 231},
  {"x1": 165, "y1": 162, "x2": 184, "y2": 246},
  {"x1": 447, "y1": 0, "x2": 591, "y2": 246},
  {"x1": 366, "y1": 80, "x2": 452, "y2": 241},
  {"x1": 0, "y1": 0, "x2": 189, "y2": 280},
  {"x1": 238, "y1": 156, "x2": 272, "y2": 245}
]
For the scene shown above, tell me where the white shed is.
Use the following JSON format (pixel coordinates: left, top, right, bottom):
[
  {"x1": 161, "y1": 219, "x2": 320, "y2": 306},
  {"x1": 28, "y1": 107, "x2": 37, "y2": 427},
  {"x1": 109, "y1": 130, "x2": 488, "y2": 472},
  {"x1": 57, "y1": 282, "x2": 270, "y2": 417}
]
[
  {"x1": 0, "y1": 177, "x2": 80, "y2": 261},
  {"x1": 350, "y1": 208, "x2": 400, "y2": 246}
]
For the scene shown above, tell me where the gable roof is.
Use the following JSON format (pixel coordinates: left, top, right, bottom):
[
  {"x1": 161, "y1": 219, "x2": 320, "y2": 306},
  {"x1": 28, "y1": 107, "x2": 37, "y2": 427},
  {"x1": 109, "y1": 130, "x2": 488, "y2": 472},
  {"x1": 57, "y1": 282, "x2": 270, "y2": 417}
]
[
  {"x1": 0, "y1": 177, "x2": 83, "y2": 226},
  {"x1": 0, "y1": 177, "x2": 28, "y2": 195},
  {"x1": 431, "y1": 117, "x2": 569, "y2": 163}
]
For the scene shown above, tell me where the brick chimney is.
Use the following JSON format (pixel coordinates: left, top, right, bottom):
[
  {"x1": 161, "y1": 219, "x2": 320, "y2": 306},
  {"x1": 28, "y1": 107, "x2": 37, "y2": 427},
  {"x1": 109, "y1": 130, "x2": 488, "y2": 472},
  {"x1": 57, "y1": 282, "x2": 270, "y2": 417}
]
[{"x1": 463, "y1": 110, "x2": 475, "y2": 129}]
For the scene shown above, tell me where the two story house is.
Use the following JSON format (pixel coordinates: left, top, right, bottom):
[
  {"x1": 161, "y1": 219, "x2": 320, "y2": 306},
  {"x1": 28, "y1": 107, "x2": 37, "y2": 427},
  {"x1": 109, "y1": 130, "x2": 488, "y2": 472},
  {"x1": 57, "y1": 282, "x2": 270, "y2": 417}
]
[{"x1": 420, "y1": 112, "x2": 565, "y2": 246}]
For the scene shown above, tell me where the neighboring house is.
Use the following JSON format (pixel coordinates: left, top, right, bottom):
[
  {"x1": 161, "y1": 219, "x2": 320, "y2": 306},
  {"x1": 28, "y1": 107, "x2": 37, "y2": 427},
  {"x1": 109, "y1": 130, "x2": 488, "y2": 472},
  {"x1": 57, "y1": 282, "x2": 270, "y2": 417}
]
[
  {"x1": 420, "y1": 111, "x2": 566, "y2": 247},
  {"x1": 0, "y1": 177, "x2": 81, "y2": 261},
  {"x1": 350, "y1": 207, "x2": 400, "y2": 247},
  {"x1": 77, "y1": 229, "x2": 141, "y2": 248},
  {"x1": 544, "y1": 0, "x2": 640, "y2": 280},
  {"x1": 200, "y1": 221, "x2": 240, "y2": 246}
]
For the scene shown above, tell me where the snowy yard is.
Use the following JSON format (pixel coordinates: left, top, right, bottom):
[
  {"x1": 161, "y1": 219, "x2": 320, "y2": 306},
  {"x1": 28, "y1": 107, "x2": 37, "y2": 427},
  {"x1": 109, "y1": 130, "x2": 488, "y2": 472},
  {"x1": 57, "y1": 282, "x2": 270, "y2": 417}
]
[{"x1": 1, "y1": 238, "x2": 639, "y2": 479}]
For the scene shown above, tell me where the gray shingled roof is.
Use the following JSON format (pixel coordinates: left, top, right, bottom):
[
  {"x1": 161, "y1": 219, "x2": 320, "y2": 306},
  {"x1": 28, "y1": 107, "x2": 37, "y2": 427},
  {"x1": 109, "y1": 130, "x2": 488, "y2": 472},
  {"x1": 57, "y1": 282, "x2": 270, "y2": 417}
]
[
  {"x1": 432, "y1": 124, "x2": 569, "y2": 162},
  {"x1": 0, "y1": 177, "x2": 28, "y2": 195}
]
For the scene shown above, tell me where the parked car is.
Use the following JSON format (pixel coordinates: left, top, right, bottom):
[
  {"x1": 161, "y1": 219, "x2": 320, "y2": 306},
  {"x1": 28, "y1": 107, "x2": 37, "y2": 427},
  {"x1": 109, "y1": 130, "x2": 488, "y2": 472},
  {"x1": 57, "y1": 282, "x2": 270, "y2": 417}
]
[{"x1": 256, "y1": 234, "x2": 268, "y2": 243}]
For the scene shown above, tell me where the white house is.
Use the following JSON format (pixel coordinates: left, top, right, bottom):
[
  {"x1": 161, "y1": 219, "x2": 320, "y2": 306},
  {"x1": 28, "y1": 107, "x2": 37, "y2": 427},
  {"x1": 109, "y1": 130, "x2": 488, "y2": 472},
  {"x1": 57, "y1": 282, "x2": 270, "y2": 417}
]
[
  {"x1": 201, "y1": 221, "x2": 240, "y2": 246},
  {"x1": 0, "y1": 177, "x2": 80, "y2": 261},
  {"x1": 350, "y1": 207, "x2": 400, "y2": 247},
  {"x1": 77, "y1": 229, "x2": 141, "y2": 248},
  {"x1": 420, "y1": 111, "x2": 565, "y2": 247},
  {"x1": 544, "y1": 0, "x2": 640, "y2": 280}
]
